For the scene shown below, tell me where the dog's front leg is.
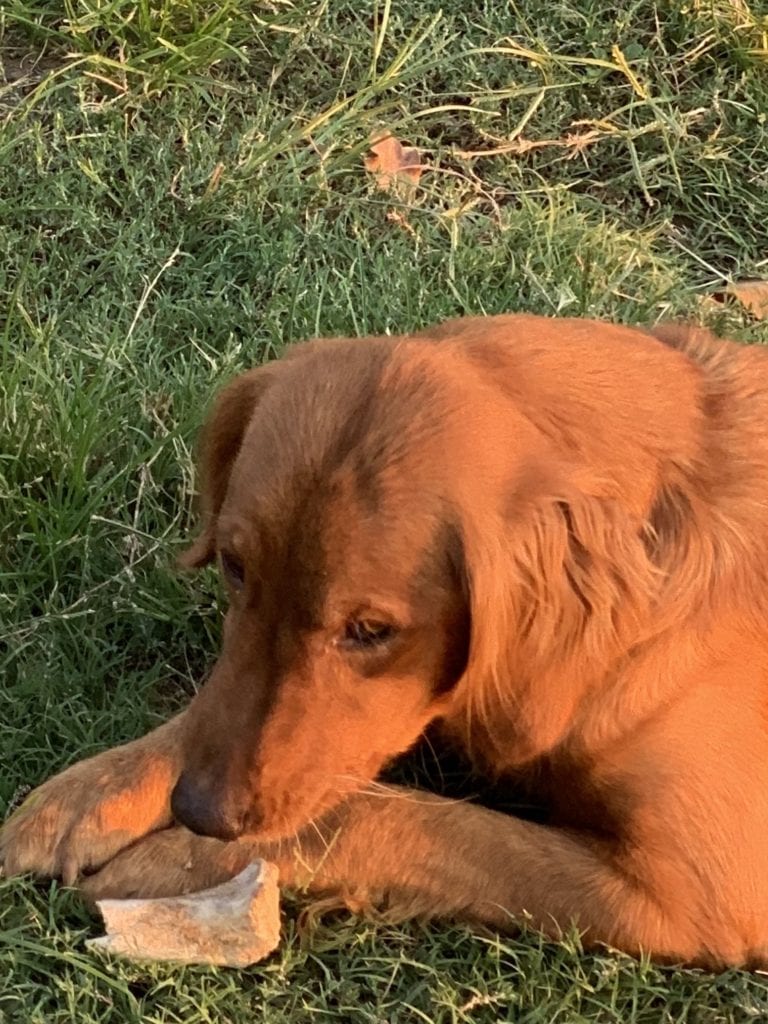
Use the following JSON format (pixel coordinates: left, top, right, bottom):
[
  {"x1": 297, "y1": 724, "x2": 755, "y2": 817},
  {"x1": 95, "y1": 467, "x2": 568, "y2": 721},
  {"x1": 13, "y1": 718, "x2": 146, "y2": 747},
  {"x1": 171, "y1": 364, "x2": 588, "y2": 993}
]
[{"x1": 79, "y1": 784, "x2": 710, "y2": 966}]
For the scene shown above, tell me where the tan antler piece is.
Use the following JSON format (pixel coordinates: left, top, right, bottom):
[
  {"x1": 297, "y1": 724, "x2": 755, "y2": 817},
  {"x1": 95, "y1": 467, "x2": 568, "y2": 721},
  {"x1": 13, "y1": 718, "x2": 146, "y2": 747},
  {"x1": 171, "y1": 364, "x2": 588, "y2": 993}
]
[{"x1": 87, "y1": 861, "x2": 281, "y2": 967}]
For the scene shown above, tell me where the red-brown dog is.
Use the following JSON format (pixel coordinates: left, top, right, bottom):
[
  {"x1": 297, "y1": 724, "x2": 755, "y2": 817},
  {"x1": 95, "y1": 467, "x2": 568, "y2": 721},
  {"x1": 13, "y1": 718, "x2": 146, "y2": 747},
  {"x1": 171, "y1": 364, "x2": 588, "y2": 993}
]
[{"x1": 3, "y1": 314, "x2": 768, "y2": 970}]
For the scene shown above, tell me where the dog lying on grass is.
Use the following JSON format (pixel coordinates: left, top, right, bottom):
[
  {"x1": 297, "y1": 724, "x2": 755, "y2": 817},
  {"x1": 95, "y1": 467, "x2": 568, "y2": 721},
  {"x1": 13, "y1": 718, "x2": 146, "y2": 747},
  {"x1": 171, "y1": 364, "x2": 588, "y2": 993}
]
[{"x1": 3, "y1": 314, "x2": 768, "y2": 970}]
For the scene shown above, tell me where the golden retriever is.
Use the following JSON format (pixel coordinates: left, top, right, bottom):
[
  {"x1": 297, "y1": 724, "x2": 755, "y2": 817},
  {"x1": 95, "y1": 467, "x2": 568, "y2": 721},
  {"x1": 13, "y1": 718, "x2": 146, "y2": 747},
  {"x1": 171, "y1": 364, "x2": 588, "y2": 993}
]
[{"x1": 3, "y1": 314, "x2": 768, "y2": 970}]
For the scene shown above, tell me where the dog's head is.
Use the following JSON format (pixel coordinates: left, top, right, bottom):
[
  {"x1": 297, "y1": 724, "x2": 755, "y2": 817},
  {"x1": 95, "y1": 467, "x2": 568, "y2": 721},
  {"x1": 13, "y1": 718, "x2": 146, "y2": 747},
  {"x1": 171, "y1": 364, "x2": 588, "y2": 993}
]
[
  {"x1": 172, "y1": 337, "x2": 474, "y2": 841},
  {"x1": 172, "y1": 318, "x2": 688, "y2": 841}
]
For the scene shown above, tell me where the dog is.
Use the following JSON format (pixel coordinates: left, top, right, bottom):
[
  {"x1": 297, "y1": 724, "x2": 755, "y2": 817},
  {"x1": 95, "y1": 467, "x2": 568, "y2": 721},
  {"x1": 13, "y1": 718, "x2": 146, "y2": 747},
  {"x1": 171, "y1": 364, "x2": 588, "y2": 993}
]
[{"x1": 4, "y1": 314, "x2": 768, "y2": 970}]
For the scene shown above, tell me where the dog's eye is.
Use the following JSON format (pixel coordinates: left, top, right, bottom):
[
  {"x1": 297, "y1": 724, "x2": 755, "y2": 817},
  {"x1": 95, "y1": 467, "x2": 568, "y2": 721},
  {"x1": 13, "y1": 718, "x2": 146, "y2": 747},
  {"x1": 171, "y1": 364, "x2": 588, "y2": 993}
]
[
  {"x1": 343, "y1": 619, "x2": 397, "y2": 649},
  {"x1": 220, "y1": 550, "x2": 245, "y2": 590}
]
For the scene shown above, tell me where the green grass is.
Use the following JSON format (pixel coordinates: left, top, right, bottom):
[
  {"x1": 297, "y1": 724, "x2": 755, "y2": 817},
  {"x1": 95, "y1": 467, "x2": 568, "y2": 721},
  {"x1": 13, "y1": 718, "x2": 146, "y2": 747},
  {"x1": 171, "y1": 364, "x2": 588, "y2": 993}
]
[{"x1": 2, "y1": 0, "x2": 768, "y2": 1020}]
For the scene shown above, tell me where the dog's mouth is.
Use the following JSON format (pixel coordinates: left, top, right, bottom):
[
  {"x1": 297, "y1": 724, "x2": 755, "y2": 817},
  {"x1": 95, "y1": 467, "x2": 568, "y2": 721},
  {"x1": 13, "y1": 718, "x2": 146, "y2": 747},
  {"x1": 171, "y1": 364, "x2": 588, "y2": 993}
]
[
  {"x1": 171, "y1": 767, "x2": 364, "y2": 845},
  {"x1": 238, "y1": 775, "x2": 369, "y2": 844}
]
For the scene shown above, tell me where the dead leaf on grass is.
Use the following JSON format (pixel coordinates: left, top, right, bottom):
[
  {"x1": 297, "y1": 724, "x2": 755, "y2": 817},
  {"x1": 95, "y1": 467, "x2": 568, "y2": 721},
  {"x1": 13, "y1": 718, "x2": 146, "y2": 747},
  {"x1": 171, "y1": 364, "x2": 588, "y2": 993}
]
[
  {"x1": 364, "y1": 134, "x2": 423, "y2": 195},
  {"x1": 711, "y1": 280, "x2": 768, "y2": 320}
]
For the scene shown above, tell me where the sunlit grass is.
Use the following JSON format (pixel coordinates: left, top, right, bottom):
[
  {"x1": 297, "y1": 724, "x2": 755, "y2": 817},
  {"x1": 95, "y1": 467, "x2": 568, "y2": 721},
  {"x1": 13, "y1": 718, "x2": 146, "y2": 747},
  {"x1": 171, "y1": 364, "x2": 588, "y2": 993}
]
[{"x1": 2, "y1": 0, "x2": 768, "y2": 1020}]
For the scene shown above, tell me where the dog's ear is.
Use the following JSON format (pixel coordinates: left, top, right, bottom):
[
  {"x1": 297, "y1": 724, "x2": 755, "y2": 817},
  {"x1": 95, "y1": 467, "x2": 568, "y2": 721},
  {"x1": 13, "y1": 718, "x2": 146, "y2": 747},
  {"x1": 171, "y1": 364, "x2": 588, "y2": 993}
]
[
  {"x1": 461, "y1": 481, "x2": 659, "y2": 761},
  {"x1": 178, "y1": 365, "x2": 279, "y2": 569},
  {"x1": 645, "y1": 321, "x2": 718, "y2": 349}
]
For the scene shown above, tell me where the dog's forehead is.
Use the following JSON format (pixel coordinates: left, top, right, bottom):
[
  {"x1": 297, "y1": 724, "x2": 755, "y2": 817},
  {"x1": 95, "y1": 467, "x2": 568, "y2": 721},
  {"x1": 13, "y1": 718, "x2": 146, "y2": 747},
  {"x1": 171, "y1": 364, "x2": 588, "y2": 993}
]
[
  {"x1": 231, "y1": 340, "x2": 389, "y2": 500},
  {"x1": 217, "y1": 342, "x2": 461, "y2": 610},
  {"x1": 228, "y1": 341, "x2": 453, "y2": 517}
]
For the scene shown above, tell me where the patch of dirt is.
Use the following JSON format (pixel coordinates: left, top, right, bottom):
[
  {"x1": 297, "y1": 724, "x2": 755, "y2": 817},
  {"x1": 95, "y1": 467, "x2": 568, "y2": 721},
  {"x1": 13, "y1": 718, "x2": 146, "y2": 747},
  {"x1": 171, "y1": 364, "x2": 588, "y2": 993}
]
[{"x1": 0, "y1": 47, "x2": 68, "y2": 111}]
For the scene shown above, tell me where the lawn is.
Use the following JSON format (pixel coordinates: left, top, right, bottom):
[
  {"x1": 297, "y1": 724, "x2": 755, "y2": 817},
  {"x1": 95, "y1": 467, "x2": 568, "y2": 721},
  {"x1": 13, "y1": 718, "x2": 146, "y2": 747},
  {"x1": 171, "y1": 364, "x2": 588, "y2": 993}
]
[{"x1": 2, "y1": 0, "x2": 768, "y2": 1020}]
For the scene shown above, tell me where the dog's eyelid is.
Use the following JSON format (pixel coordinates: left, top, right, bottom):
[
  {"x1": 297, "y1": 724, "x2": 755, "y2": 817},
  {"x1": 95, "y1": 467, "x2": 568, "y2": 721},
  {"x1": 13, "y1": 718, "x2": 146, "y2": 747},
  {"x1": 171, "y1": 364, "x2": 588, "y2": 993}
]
[
  {"x1": 340, "y1": 617, "x2": 400, "y2": 651},
  {"x1": 219, "y1": 549, "x2": 246, "y2": 589}
]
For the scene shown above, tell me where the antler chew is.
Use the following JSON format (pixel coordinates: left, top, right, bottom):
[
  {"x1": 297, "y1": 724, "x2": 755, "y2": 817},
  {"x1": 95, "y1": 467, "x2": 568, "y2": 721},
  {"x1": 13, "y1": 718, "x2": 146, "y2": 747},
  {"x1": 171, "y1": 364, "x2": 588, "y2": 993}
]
[{"x1": 87, "y1": 862, "x2": 280, "y2": 967}]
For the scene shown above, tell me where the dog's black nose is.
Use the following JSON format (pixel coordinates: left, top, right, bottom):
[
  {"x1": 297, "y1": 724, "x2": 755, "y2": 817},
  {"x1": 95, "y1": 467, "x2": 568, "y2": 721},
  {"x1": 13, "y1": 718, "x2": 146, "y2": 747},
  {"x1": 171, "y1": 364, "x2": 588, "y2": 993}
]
[{"x1": 170, "y1": 772, "x2": 247, "y2": 841}]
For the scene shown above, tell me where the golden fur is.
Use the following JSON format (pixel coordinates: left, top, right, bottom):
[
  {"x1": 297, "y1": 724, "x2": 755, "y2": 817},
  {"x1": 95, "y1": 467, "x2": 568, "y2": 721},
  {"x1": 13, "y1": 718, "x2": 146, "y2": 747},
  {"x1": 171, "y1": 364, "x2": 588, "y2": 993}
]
[{"x1": 4, "y1": 314, "x2": 768, "y2": 970}]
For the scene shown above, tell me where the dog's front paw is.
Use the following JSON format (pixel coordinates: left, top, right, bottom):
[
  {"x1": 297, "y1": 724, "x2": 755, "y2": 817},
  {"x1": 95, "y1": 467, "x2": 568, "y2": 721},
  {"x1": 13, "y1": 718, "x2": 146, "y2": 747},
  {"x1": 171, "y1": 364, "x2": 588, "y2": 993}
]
[{"x1": 1, "y1": 736, "x2": 178, "y2": 885}]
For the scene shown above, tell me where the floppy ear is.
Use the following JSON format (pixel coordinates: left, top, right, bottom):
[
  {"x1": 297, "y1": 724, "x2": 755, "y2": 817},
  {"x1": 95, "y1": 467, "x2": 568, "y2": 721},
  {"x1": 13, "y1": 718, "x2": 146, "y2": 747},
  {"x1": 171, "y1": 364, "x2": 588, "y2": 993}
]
[
  {"x1": 178, "y1": 364, "x2": 279, "y2": 569},
  {"x1": 645, "y1": 321, "x2": 721, "y2": 354},
  {"x1": 461, "y1": 483, "x2": 659, "y2": 763}
]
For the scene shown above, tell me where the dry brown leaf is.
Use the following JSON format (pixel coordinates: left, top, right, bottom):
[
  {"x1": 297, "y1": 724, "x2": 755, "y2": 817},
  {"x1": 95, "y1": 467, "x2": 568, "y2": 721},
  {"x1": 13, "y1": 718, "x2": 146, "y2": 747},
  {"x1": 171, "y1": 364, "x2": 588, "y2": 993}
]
[
  {"x1": 712, "y1": 280, "x2": 768, "y2": 320},
  {"x1": 364, "y1": 134, "x2": 423, "y2": 194}
]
